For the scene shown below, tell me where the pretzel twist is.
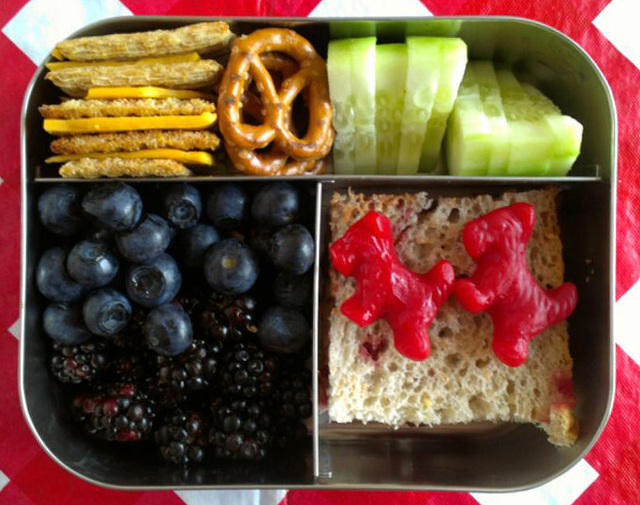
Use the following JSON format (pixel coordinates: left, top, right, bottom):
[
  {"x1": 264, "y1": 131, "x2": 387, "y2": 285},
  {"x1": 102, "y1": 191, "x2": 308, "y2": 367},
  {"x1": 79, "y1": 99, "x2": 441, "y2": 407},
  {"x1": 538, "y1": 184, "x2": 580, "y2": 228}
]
[{"x1": 218, "y1": 28, "x2": 334, "y2": 175}]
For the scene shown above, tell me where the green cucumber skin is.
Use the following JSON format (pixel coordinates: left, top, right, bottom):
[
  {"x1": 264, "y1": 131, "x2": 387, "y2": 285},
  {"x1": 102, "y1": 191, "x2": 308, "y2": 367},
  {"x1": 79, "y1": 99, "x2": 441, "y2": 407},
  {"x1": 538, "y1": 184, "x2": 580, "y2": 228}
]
[
  {"x1": 327, "y1": 39, "x2": 356, "y2": 174},
  {"x1": 418, "y1": 38, "x2": 467, "y2": 173},
  {"x1": 375, "y1": 43, "x2": 407, "y2": 174},
  {"x1": 350, "y1": 37, "x2": 378, "y2": 174},
  {"x1": 397, "y1": 37, "x2": 442, "y2": 174}
]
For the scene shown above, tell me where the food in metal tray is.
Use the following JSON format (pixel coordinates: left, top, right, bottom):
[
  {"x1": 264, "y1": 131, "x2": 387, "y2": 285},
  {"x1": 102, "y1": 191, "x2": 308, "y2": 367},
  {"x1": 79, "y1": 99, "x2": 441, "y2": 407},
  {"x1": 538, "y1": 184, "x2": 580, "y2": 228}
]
[
  {"x1": 218, "y1": 28, "x2": 335, "y2": 175},
  {"x1": 327, "y1": 187, "x2": 578, "y2": 446},
  {"x1": 40, "y1": 23, "x2": 233, "y2": 178},
  {"x1": 51, "y1": 22, "x2": 234, "y2": 61},
  {"x1": 34, "y1": 181, "x2": 314, "y2": 464},
  {"x1": 447, "y1": 61, "x2": 583, "y2": 176}
]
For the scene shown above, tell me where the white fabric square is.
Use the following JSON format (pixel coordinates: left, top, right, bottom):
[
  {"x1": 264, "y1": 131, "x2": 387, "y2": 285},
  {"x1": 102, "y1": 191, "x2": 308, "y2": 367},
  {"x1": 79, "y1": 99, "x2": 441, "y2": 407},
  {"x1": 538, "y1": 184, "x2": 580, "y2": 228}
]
[
  {"x1": 614, "y1": 278, "x2": 640, "y2": 365},
  {"x1": 0, "y1": 468, "x2": 9, "y2": 492},
  {"x1": 8, "y1": 318, "x2": 20, "y2": 340},
  {"x1": 2, "y1": 0, "x2": 132, "y2": 65},
  {"x1": 472, "y1": 459, "x2": 598, "y2": 505},
  {"x1": 309, "y1": 0, "x2": 431, "y2": 18},
  {"x1": 594, "y1": 0, "x2": 640, "y2": 70}
]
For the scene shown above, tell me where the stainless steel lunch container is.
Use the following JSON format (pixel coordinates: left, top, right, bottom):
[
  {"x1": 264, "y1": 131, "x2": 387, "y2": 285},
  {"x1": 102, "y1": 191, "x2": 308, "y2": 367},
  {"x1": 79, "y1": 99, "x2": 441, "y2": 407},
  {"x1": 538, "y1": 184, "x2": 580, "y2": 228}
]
[{"x1": 19, "y1": 16, "x2": 616, "y2": 491}]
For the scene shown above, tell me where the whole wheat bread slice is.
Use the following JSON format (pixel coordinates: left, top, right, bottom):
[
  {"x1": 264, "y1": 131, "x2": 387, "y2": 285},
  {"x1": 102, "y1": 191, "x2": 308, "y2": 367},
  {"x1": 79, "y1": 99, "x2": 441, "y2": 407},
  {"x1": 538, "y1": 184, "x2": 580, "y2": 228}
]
[{"x1": 327, "y1": 188, "x2": 578, "y2": 446}]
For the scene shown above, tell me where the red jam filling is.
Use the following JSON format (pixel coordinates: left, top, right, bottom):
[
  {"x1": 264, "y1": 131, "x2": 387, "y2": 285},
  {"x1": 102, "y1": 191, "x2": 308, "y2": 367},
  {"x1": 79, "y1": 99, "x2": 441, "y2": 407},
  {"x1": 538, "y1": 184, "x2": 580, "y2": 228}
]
[
  {"x1": 454, "y1": 202, "x2": 578, "y2": 367},
  {"x1": 330, "y1": 210, "x2": 455, "y2": 361}
]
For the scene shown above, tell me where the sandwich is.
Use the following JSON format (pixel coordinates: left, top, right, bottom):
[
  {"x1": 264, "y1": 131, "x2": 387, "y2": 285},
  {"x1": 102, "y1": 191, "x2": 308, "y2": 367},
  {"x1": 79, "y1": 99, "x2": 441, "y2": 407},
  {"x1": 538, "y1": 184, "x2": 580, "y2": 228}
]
[
  {"x1": 327, "y1": 187, "x2": 578, "y2": 446},
  {"x1": 40, "y1": 22, "x2": 234, "y2": 178}
]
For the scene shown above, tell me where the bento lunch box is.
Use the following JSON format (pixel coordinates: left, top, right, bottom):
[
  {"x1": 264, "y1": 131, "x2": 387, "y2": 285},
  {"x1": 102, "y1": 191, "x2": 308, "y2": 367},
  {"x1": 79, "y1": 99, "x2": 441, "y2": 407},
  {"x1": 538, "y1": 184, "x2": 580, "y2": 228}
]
[{"x1": 19, "y1": 16, "x2": 616, "y2": 492}]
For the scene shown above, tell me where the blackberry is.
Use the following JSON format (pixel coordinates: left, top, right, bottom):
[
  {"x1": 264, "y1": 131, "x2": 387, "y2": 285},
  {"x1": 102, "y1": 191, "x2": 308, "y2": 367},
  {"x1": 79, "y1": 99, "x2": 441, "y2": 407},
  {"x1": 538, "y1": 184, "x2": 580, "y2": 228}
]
[
  {"x1": 107, "y1": 352, "x2": 152, "y2": 383},
  {"x1": 50, "y1": 339, "x2": 109, "y2": 384},
  {"x1": 271, "y1": 365, "x2": 312, "y2": 447},
  {"x1": 151, "y1": 339, "x2": 223, "y2": 408},
  {"x1": 220, "y1": 341, "x2": 277, "y2": 399},
  {"x1": 72, "y1": 382, "x2": 155, "y2": 442},
  {"x1": 209, "y1": 399, "x2": 271, "y2": 460},
  {"x1": 275, "y1": 365, "x2": 312, "y2": 421},
  {"x1": 199, "y1": 294, "x2": 258, "y2": 343},
  {"x1": 155, "y1": 410, "x2": 208, "y2": 465}
]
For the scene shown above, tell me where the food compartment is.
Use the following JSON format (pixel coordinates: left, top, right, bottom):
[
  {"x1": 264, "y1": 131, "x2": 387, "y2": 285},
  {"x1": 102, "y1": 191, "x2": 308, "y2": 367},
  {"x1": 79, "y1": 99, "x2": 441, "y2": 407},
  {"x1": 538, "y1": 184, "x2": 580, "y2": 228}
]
[
  {"x1": 20, "y1": 179, "x2": 318, "y2": 488},
  {"x1": 315, "y1": 178, "x2": 612, "y2": 490}
]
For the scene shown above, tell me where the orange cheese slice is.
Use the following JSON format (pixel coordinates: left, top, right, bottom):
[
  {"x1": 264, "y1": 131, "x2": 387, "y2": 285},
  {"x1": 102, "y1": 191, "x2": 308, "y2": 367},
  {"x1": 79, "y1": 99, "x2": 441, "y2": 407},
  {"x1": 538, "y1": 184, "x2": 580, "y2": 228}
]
[
  {"x1": 45, "y1": 52, "x2": 200, "y2": 70},
  {"x1": 43, "y1": 112, "x2": 216, "y2": 134},
  {"x1": 46, "y1": 149, "x2": 214, "y2": 166},
  {"x1": 85, "y1": 86, "x2": 213, "y2": 100}
]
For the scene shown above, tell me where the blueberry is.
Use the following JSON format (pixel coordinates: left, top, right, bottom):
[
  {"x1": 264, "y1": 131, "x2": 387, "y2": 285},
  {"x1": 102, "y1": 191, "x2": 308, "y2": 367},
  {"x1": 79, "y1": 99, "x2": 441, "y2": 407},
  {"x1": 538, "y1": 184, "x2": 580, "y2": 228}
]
[
  {"x1": 161, "y1": 183, "x2": 202, "y2": 229},
  {"x1": 144, "y1": 303, "x2": 192, "y2": 356},
  {"x1": 204, "y1": 238, "x2": 258, "y2": 295},
  {"x1": 258, "y1": 305, "x2": 309, "y2": 353},
  {"x1": 82, "y1": 288, "x2": 132, "y2": 337},
  {"x1": 269, "y1": 224, "x2": 314, "y2": 275},
  {"x1": 38, "y1": 184, "x2": 83, "y2": 236},
  {"x1": 176, "y1": 223, "x2": 219, "y2": 268},
  {"x1": 251, "y1": 182, "x2": 299, "y2": 227},
  {"x1": 116, "y1": 214, "x2": 173, "y2": 263},
  {"x1": 82, "y1": 183, "x2": 142, "y2": 231},
  {"x1": 36, "y1": 247, "x2": 85, "y2": 302},
  {"x1": 125, "y1": 253, "x2": 181, "y2": 308},
  {"x1": 206, "y1": 183, "x2": 248, "y2": 230},
  {"x1": 274, "y1": 271, "x2": 313, "y2": 309},
  {"x1": 43, "y1": 303, "x2": 91, "y2": 344},
  {"x1": 66, "y1": 240, "x2": 119, "y2": 287}
]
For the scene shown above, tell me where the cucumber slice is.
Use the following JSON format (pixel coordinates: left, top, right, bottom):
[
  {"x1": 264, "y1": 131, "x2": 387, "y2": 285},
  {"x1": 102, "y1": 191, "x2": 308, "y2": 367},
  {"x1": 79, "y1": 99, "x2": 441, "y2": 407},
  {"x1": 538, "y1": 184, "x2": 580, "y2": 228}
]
[
  {"x1": 375, "y1": 43, "x2": 407, "y2": 174},
  {"x1": 350, "y1": 37, "x2": 377, "y2": 173},
  {"x1": 327, "y1": 39, "x2": 356, "y2": 174},
  {"x1": 445, "y1": 64, "x2": 492, "y2": 176},
  {"x1": 521, "y1": 83, "x2": 582, "y2": 175},
  {"x1": 397, "y1": 37, "x2": 442, "y2": 174},
  {"x1": 469, "y1": 61, "x2": 509, "y2": 175},
  {"x1": 496, "y1": 69, "x2": 554, "y2": 175},
  {"x1": 419, "y1": 37, "x2": 467, "y2": 173}
]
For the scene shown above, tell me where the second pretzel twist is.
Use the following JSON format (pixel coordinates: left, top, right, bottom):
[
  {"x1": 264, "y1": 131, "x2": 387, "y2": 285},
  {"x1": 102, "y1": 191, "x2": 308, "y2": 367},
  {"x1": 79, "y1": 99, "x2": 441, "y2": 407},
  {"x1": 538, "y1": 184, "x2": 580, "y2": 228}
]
[{"x1": 218, "y1": 28, "x2": 334, "y2": 175}]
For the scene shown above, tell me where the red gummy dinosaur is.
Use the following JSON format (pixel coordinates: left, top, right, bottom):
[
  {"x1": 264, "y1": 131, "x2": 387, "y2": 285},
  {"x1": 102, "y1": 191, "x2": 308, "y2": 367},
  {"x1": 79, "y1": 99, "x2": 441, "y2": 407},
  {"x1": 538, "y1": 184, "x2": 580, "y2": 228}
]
[
  {"x1": 455, "y1": 202, "x2": 578, "y2": 367},
  {"x1": 330, "y1": 210, "x2": 455, "y2": 361}
]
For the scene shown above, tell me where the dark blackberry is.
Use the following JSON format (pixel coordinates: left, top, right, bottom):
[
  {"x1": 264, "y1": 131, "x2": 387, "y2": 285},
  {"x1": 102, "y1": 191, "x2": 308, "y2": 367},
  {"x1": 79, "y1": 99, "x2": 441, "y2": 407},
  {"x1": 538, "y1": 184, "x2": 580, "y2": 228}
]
[
  {"x1": 107, "y1": 352, "x2": 152, "y2": 383},
  {"x1": 276, "y1": 366, "x2": 312, "y2": 421},
  {"x1": 199, "y1": 294, "x2": 258, "y2": 343},
  {"x1": 151, "y1": 339, "x2": 223, "y2": 408},
  {"x1": 209, "y1": 399, "x2": 271, "y2": 460},
  {"x1": 271, "y1": 365, "x2": 312, "y2": 447},
  {"x1": 155, "y1": 410, "x2": 208, "y2": 465},
  {"x1": 72, "y1": 382, "x2": 155, "y2": 442},
  {"x1": 220, "y1": 341, "x2": 277, "y2": 399},
  {"x1": 50, "y1": 339, "x2": 109, "y2": 384}
]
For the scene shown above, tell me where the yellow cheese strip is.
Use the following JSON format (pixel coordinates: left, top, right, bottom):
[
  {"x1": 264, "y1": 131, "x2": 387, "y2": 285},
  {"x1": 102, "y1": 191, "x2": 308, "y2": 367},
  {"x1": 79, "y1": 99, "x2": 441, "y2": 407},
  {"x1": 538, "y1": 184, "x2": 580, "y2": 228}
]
[
  {"x1": 46, "y1": 149, "x2": 213, "y2": 165},
  {"x1": 85, "y1": 86, "x2": 214, "y2": 100},
  {"x1": 51, "y1": 48, "x2": 63, "y2": 60},
  {"x1": 43, "y1": 112, "x2": 216, "y2": 134},
  {"x1": 45, "y1": 52, "x2": 200, "y2": 70}
]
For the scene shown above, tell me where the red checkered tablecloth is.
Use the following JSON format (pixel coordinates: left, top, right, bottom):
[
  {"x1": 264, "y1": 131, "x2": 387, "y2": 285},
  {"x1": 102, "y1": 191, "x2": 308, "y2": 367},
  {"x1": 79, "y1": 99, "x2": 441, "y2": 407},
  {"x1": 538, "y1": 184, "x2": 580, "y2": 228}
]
[{"x1": 1, "y1": 1, "x2": 639, "y2": 505}]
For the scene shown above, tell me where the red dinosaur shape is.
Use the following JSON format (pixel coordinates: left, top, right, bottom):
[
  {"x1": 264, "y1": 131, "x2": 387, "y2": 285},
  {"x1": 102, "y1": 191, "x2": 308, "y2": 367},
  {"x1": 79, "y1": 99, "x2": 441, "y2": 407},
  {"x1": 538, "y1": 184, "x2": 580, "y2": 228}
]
[
  {"x1": 330, "y1": 210, "x2": 455, "y2": 361},
  {"x1": 455, "y1": 202, "x2": 578, "y2": 367}
]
